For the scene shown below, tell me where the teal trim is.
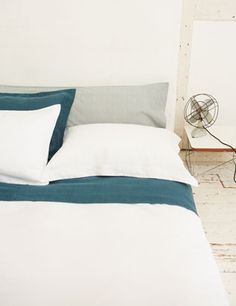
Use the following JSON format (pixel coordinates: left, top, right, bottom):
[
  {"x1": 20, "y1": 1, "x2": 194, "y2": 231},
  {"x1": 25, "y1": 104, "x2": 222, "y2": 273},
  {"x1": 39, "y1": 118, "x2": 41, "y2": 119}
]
[
  {"x1": 0, "y1": 89, "x2": 76, "y2": 159},
  {"x1": 0, "y1": 177, "x2": 197, "y2": 214}
]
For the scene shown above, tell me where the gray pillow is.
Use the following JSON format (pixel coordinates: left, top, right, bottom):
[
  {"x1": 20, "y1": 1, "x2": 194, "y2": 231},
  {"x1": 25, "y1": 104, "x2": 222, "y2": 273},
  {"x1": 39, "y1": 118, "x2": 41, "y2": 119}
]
[
  {"x1": 0, "y1": 82, "x2": 168, "y2": 128},
  {"x1": 68, "y1": 83, "x2": 168, "y2": 128}
]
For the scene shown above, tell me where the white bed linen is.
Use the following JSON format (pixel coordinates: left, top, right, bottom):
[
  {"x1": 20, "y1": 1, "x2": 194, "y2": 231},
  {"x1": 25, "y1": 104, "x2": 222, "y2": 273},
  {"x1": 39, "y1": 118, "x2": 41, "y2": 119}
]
[
  {"x1": 0, "y1": 105, "x2": 60, "y2": 185},
  {"x1": 46, "y1": 124, "x2": 198, "y2": 186},
  {"x1": 0, "y1": 201, "x2": 228, "y2": 306}
]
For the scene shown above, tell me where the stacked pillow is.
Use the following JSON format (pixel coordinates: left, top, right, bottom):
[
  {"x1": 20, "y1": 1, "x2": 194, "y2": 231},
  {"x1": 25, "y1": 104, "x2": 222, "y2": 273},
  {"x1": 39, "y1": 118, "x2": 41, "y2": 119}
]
[
  {"x1": 0, "y1": 89, "x2": 75, "y2": 185},
  {"x1": 0, "y1": 83, "x2": 197, "y2": 187},
  {"x1": 0, "y1": 83, "x2": 169, "y2": 129},
  {"x1": 0, "y1": 89, "x2": 76, "y2": 160},
  {"x1": 46, "y1": 124, "x2": 197, "y2": 186},
  {"x1": 67, "y1": 83, "x2": 169, "y2": 128}
]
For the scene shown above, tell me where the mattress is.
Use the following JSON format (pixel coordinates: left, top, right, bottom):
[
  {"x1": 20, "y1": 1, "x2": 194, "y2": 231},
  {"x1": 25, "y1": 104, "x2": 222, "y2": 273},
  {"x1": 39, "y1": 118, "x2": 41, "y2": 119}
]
[{"x1": 0, "y1": 177, "x2": 229, "y2": 306}]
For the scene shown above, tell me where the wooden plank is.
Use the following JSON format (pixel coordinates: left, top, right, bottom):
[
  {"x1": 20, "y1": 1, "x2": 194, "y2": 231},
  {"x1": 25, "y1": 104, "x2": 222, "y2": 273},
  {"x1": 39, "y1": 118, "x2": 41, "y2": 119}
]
[{"x1": 192, "y1": 159, "x2": 236, "y2": 305}]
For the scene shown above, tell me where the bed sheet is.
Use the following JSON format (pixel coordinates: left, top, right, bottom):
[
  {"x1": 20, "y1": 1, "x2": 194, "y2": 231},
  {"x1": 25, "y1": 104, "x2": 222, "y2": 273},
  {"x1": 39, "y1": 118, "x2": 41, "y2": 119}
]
[{"x1": 0, "y1": 201, "x2": 229, "y2": 306}]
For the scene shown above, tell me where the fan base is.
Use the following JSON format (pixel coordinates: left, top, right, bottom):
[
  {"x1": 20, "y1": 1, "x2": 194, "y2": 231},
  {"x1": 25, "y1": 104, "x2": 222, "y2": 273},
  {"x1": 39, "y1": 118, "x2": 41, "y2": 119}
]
[{"x1": 191, "y1": 127, "x2": 207, "y2": 138}]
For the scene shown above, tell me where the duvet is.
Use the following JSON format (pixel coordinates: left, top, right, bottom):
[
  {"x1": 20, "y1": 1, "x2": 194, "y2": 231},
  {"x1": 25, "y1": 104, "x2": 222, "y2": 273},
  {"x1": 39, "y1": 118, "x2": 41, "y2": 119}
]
[{"x1": 0, "y1": 177, "x2": 229, "y2": 306}]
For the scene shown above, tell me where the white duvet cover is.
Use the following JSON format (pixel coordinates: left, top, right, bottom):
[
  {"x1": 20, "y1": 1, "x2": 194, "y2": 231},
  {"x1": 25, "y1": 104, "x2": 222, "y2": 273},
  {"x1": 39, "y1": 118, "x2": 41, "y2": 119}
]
[{"x1": 0, "y1": 201, "x2": 228, "y2": 306}]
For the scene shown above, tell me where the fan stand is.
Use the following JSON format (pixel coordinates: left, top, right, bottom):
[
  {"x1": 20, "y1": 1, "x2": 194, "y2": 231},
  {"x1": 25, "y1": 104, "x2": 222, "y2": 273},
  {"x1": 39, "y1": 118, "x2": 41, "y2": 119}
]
[{"x1": 191, "y1": 121, "x2": 207, "y2": 138}]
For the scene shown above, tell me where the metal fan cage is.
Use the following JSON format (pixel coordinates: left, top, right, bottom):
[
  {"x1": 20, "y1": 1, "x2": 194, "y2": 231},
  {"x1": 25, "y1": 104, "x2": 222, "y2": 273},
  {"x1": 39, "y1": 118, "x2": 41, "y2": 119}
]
[{"x1": 184, "y1": 93, "x2": 219, "y2": 128}]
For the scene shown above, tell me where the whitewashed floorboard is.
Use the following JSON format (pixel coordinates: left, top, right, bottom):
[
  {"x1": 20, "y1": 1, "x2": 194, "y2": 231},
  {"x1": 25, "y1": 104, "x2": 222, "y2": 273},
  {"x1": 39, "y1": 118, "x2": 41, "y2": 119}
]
[{"x1": 191, "y1": 159, "x2": 236, "y2": 306}]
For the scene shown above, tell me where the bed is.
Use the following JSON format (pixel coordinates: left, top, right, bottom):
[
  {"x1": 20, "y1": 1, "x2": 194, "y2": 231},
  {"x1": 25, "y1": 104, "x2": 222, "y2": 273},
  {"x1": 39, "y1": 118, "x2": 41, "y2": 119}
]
[
  {"x1": 0, "y1": 84, "x2": 229, "y2": 306},
  {"x1": 0, "y1": 0, "x2": 230, "y2": 303}
]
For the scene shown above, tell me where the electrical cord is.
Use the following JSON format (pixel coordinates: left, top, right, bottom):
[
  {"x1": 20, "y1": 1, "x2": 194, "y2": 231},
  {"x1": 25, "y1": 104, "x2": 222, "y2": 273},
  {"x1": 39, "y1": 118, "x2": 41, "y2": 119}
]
[{"x1": 203, "y1": 126, "x2": 236, "y2": 183}]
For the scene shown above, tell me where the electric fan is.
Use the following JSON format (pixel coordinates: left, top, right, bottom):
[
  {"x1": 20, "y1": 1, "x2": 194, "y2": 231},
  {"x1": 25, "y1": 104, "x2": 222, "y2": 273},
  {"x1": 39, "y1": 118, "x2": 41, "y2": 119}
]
[{"x1": 184, "y1": 94, "x2": 219, "y2": 138}]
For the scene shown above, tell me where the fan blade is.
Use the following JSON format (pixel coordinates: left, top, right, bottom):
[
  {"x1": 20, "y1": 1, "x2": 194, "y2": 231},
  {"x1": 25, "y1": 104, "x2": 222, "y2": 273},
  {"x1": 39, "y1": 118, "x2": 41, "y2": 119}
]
[
  {"x1": 191, "y1": 98, "x2": 201, "y2": 111},
  {"x1": 202, "y1": 110, "x2": 213, "y2": 124},
  {"x1": 203, "y1": 98, "x2": 214, "y2": 109},
  {"x1": 189, "y1": 113, "x2": 201, "y2": 123},
  {"x1": 203, "y1": 111, "x2": 213, "y2": 124}
]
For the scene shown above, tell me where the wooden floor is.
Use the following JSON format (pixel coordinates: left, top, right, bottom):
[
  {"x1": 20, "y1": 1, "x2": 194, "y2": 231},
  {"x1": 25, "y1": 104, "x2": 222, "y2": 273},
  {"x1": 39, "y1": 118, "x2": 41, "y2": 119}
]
[{"x1": 188, "y1": 154, "x2": 236, "y2": 305}]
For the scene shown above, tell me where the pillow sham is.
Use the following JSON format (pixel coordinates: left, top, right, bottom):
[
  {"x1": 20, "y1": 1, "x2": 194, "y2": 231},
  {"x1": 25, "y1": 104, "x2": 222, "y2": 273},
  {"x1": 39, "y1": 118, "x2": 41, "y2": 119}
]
[
  {"x1": 0, "y1": 83, "x2": 168, "y2": 128},
  {"x1": 0, "y1": 89, "x2": 76, "y2": 160},
  {"x1": 0, "y1": 105, "x2": 60, "y2": 185},
  {"x1": 45, "y1": 124, "x2": 198, "y2": 186},
  {"x1": 67, "y1": 83, "x2": 169, "y2": 128}
]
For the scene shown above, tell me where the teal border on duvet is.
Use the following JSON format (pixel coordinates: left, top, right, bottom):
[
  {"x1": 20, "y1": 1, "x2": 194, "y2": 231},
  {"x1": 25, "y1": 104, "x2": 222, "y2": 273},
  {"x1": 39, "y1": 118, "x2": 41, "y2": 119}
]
[{"x1": 0, "y1": 177, "x2": 197, "y2": 214}]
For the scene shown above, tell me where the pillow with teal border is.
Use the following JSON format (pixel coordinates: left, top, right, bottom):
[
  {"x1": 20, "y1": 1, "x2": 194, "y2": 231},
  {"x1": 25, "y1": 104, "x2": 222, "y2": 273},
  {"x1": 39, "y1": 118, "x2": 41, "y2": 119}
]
[{"x1": 0, "y1": 89, "x2": 76, "y2": 160}]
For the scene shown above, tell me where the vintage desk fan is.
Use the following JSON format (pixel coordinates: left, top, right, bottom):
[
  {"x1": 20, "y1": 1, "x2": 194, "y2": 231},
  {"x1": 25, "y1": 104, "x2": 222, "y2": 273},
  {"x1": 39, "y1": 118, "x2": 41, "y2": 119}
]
[{"x1": 184, "y1": 94, "x2": 219, "y2": 138}]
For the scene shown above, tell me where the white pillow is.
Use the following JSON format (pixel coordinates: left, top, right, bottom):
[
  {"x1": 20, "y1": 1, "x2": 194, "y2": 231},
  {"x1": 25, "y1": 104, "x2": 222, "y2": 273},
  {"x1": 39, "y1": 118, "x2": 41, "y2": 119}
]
[
  {"x1": 46, "y1": 124, "x2": 198, "y2": 186},
  {"x1": 0, "y1": 105, "x2": 60, "y2": 185}
]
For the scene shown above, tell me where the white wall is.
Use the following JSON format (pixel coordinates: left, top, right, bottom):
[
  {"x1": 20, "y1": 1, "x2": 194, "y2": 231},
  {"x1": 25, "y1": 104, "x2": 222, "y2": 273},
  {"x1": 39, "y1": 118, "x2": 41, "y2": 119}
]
[
  {"x1": 1, "y1": 0, "x2": 236, "y2": 134},
  {"x1": 0, "y1": 0, "x2": 182, "y2": 130},
  {"x1": 188, "y1": 21, "x2": 236, "y2": 126},
  {"x1": 0, "y1": 0, "x2": 180, "y2": 86}
]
